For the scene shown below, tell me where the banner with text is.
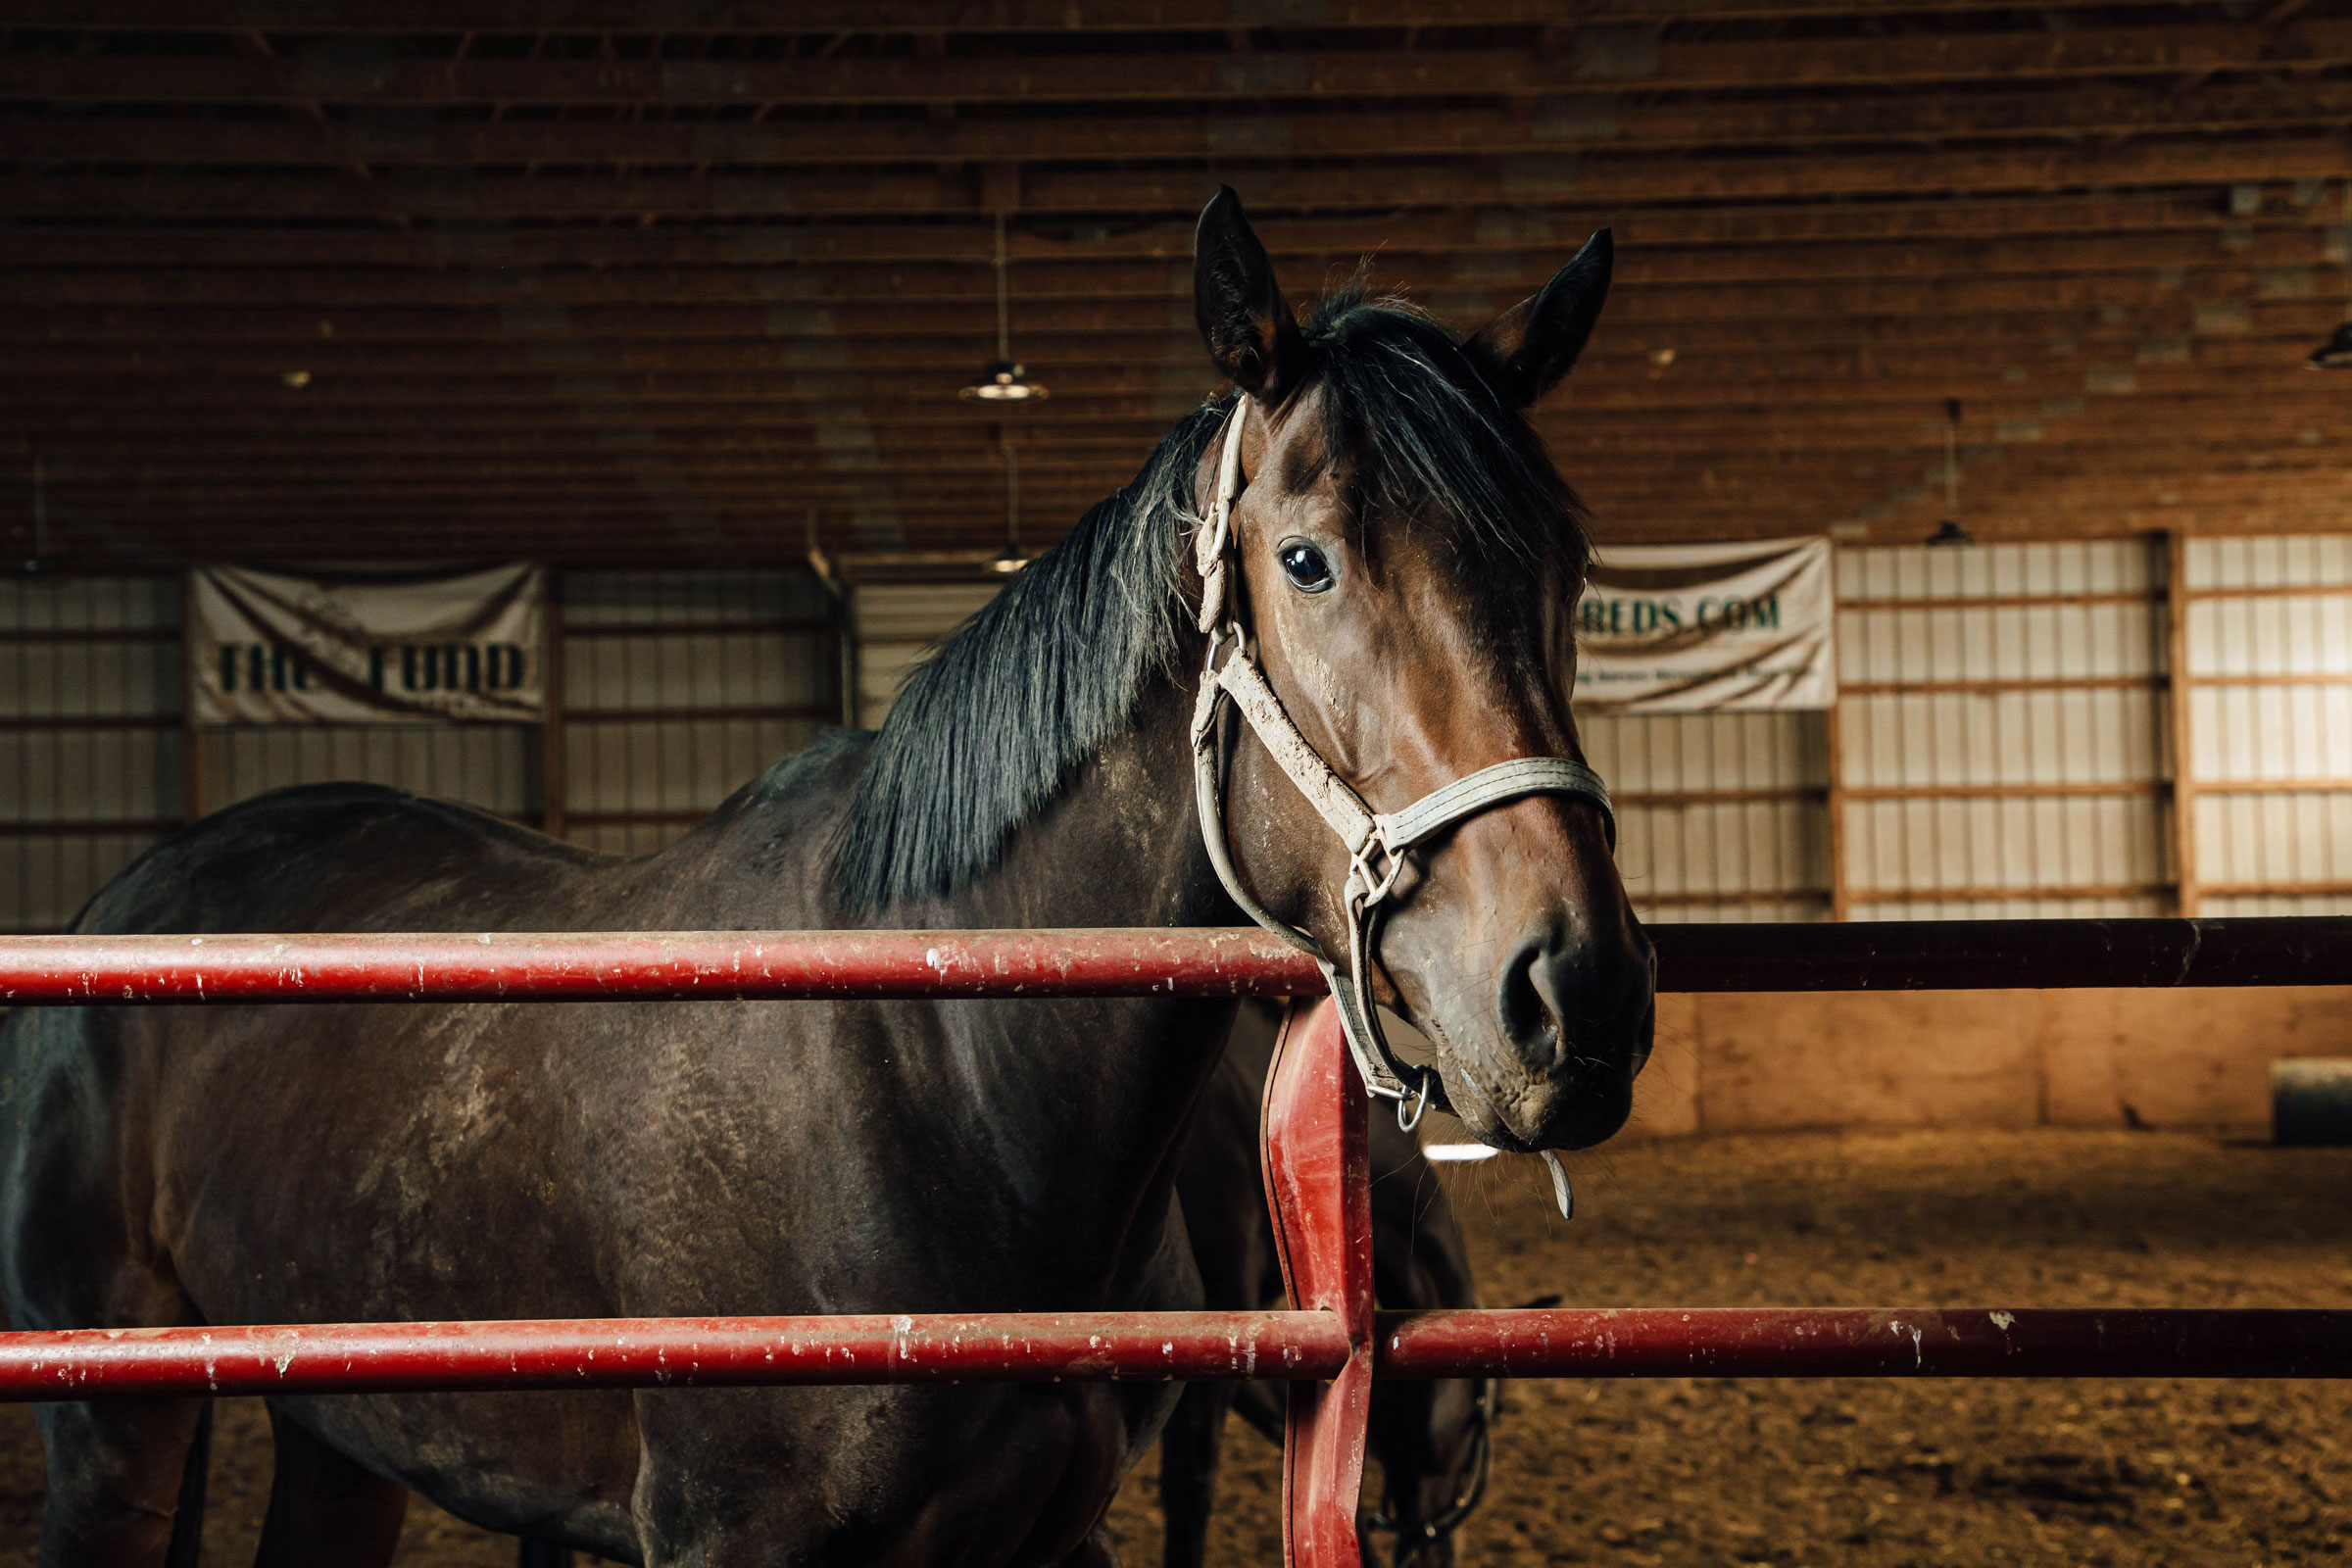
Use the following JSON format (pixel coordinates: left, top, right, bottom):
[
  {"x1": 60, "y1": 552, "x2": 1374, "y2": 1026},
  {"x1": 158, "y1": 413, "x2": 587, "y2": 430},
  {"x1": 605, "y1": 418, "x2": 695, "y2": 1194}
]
[
  {"x1": 190, "y1": 564, "x2": 543, "y2": 724},
  {"x1": 1573, "y1": 537, "x2": 1835, "y2": 710}
]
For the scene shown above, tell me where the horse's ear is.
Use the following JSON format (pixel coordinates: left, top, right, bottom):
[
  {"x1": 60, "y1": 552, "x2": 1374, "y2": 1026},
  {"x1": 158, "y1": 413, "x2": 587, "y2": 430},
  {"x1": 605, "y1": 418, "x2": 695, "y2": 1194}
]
[
  {"x1": 1194, "y1": 185, "x2": 1308, "y2": 401},
  {"x1": 1465, "y1": 229, "x2": 1612, "y2": 407}
]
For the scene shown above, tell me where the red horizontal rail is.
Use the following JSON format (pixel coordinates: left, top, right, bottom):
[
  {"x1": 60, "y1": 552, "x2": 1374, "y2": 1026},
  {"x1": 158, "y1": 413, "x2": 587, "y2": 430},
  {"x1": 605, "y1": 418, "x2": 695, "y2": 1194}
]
[
  {"x1": 0, "y1": 928, "x2": 1324, "y2": 1005},
  {"x1": 2, "y1": 917, "x2": 2347, "y2": 1004},
  {"x1": 0, "y1": 1311, "x2": 1351, "y2": 1402},
  {"x1": 1377, "y1": 1307, "x2": 2352, "y2": 1380},
  {"x1": 6, "y1": 1307, "x2": 2345, "y2": 1401}
]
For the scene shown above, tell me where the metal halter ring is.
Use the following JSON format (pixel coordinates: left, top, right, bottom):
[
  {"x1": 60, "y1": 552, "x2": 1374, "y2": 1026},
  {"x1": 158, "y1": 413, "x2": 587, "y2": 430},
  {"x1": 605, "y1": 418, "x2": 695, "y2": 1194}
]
[{"x1": 1396, "y1": 1069, "x2": 1435, "y2": 1133}]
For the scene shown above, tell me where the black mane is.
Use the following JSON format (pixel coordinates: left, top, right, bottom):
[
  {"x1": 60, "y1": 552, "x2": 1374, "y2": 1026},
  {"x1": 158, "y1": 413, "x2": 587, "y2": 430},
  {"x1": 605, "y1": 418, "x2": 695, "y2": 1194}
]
[{"x1": 831, "y1": 285, "x2": 1590, "y2": 913}]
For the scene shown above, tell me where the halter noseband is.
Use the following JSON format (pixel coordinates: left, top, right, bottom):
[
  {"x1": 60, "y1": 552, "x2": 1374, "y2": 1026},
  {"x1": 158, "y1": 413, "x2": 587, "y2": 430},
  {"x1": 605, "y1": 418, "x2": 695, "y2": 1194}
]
[{"x1": 1189, "y1": 404, "x2": 1617, "y2": 1131}]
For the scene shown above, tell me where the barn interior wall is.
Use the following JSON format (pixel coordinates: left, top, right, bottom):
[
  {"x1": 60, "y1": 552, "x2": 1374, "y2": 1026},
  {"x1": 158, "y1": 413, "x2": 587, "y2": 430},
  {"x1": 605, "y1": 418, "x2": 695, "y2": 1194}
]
[
  {"x1": 1635, "y1": 983, "x2": 2352, "y2": 1141},
  {"x1": 8, "y1": 540, "x2": 2347, "y2": 1135}
]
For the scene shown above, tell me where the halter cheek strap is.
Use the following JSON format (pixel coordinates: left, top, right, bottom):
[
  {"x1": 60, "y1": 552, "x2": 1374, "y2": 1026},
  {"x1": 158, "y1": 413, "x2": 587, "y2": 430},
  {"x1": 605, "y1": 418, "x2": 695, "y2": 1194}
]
[{"x1": 1188, "y1": 405, "x2": 1618, "y2": 1128}]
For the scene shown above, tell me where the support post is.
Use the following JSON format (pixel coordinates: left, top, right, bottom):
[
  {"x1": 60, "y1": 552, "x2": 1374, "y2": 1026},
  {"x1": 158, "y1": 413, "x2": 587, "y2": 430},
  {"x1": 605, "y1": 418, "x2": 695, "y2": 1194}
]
[
  {"x1": 1825, "y1": 698, "x2": 1850, "y2": 922},
  {"x1": 541, "y1": 570, "x2": 567, "y2": 841},
  {"x1": 2164, "y1": 531, "x2": 2198, "y2": 916},
  {"x1": 1262, "y1": 998, "x2": 1371, "y2": 1568},
  {"x1": 178, "y1": 568, "x2": 205, "y2": 827}
]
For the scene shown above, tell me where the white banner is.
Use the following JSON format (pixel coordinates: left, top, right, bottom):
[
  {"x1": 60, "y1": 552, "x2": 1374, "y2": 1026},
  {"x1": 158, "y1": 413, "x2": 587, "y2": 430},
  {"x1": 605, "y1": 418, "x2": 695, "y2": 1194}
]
[
  {"x1": 190, "y1": 564, "x2": 544, "y2": 724},
  {"x1": 1573, "y1": 537, "x2": 1836, "y2": 711}
]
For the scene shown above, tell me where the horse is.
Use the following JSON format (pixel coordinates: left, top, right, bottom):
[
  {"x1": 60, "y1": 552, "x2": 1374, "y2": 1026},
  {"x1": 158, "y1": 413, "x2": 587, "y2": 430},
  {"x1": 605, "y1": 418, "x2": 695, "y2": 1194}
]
[
  {"x1": 1161, "y1": 1002, "x2": 1492, "y2": 1568},
  {"x1": 0, "y1": 187, "x2": 1653, "y2": 1568},
  {"x1": 511, "y1": 1000, "x2": 1494, "y2": 1568}
]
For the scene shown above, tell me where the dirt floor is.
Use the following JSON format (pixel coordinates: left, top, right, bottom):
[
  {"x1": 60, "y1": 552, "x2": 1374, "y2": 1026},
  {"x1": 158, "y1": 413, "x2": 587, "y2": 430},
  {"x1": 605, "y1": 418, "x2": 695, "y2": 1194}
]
[{"x1": 3, "y1": 1127, "x2": 2348, "y2": 1566}]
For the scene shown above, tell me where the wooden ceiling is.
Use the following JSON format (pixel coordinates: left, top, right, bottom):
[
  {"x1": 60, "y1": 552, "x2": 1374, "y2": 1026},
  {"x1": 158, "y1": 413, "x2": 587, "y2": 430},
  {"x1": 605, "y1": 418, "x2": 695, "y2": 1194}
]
[{"x1": 6, "y1": 2, "x2": 2352, "y2": 567}]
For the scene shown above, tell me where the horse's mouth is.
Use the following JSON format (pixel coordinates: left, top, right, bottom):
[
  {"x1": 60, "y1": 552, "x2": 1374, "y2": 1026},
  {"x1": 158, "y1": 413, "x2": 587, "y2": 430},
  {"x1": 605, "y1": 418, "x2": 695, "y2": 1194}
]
[{"x1": 1424, "y1": 1016, "x2": 1631, "y2": 1154}]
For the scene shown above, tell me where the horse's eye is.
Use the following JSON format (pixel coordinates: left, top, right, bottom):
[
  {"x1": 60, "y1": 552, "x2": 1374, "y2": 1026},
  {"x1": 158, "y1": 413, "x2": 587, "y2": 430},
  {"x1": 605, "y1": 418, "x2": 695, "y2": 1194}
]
[{"x1": 1279, "y1": 541, "x2": 1335, "y2": 594}]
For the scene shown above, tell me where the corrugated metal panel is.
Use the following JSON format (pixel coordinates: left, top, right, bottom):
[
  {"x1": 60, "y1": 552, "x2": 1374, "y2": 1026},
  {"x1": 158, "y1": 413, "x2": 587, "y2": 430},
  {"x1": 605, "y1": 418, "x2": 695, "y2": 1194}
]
[
  {"x1": 1579, "y1": 710, "x2": 1830, "y2": 923},
  {"x1": 562, "y1": 570, "x2": 835, "y2": 858},
  {"x1": 2183, "y1": 535, "x2": 2352, "y2": 915},
  {"x1": 0, "y1": 575, "x2": 183, "y2": 933},
  {"x1": 201, "y1": 724, "x2": 533, "y2": 821},
  {"x1": 1835, "y1": 540, "x2": 2169, "y2": 918},
  {"x1": 850, "y1": 582, "x2": 1004, "y2": 729}
]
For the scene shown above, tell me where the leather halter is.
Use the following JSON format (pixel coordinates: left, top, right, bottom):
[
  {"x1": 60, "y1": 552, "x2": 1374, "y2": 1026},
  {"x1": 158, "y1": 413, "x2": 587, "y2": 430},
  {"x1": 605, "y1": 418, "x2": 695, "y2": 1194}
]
[{"x1": 1188, "y1": 403, "x2": 1618, "y2": 1128}]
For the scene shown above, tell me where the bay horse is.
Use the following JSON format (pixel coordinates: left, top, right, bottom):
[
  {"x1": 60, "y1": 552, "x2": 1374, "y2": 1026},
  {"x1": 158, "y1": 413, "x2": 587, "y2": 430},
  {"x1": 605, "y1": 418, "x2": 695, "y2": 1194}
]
[
  {"x1": 1163, "y1": 1002, "x2": 1493, "y2": 1568},
  {"x1": 0, "y1": 188, "x2": 1652, "y2": 1567}
]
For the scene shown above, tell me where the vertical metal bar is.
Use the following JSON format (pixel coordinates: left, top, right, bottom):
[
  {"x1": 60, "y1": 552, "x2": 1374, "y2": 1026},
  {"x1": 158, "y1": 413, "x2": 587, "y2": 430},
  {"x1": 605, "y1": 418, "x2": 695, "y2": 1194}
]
[
  {"x1": 2165, "y1": 530, "x2": 2199, "y2": 916},
  {"x1": 541, "y1": 569, "x2": 566, "y2": 840},
  {"x1": 840, "y1": 583, "x2": 862, "y2": 729},
  {"x1": 1262, "y1": 998, "x2": 1371, "y2": 1568},
  {"x1": 178, "y1": 568, "x2": 205, "y2": 828},
  {"x1": 1825, "y1": 699, "x2": 1849, "y2": 922}
]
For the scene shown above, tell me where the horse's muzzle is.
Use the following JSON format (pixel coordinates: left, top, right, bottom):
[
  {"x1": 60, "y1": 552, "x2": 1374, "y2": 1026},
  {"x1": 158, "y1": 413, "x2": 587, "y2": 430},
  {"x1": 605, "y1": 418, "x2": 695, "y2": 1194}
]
[{"x1": 1488, "y1": 917, "x2": 1654, "y2": 1151}]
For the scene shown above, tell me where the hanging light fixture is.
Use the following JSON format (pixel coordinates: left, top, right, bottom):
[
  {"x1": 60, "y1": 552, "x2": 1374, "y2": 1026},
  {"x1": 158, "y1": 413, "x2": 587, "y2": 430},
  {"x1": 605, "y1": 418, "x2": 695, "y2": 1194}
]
[
  {"x1": 1926, "y1": 398, "x2": 1976, "y2": 548},
  {"x1": 990, "y1": 442, "x2": 1028, "y2": 573},
  {"x1": 2308, "y1": 178, "x2": 2352, "y2": 368},
  {"x1": 960, "y1": 214, "x2": 1049, "y2": 403}
]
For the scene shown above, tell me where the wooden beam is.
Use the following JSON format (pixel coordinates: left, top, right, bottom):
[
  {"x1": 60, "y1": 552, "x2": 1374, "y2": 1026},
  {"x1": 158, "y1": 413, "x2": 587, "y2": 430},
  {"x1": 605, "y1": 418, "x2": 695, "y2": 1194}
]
[
  {"x1": 12, "y1": 137, "x2": 2351, "y2": 219},
  {"x1": 0, "y1": 190, "x2": 2305, "y2": 270},
  {"x1": 4, "y1": 1, "x2": 2189, "y2": 31},
  {"x1": 17, "y1": 362, "x2": 2343, "y2": 416},
  {"x1": 8, "y1": 229, "x2": 2335, "y2": 311},
  {"x1": 11, "y1": 280, "x2": 2336, "y2": 344},
  {"x1": 10, "y1": 24, "x2": 2352, "y2": 104},
  {"x1": 12, "y1": 78, "x2": 2352, "y2": 167}
]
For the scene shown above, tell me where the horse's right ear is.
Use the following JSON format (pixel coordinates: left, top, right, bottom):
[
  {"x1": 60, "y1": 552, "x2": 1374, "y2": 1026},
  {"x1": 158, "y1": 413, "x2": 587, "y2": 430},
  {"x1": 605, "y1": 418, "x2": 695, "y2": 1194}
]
[
  {"x1": 1465, "y1": 229, "x2": 1613, "y2": 407},
  {"x1": 1194, "y1": 186, "x2": 1308, "y2": 402}
]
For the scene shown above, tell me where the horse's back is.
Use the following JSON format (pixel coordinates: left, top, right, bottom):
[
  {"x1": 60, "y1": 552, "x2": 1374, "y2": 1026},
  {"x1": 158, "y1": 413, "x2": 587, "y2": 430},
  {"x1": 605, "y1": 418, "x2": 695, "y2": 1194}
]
[{"x1": 74, "y1": 780, "x2": 610, "y2": 939}]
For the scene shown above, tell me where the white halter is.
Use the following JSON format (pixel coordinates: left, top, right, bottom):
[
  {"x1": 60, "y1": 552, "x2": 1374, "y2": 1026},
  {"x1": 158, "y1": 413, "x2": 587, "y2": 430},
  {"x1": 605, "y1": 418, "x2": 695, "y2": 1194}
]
[{"x1": 1188, "y1": 404, "x2": 1618, "y2": 1130}]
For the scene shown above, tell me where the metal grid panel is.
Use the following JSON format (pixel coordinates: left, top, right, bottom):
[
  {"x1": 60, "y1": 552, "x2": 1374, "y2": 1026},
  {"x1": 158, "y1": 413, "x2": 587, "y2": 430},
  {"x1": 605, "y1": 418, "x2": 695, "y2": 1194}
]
[
  {"x1": 0, "y1": 576, "x2": 182, "y2": 933},
  {"x1": 562, "y1": 569, "x2": 835, "y2": 858},
  {"x1": 2184, "y1": 535, "x2": 2352, "y2": 914},
  {"x1": 1578, "y1": 710, "x2": 1830, "y2": 923},
  {"x1": 1836, "y1": 540, "x2": 2169, "y2": 918},
  {"x1": 201, "y1": 724, "x2": 533, "y2": 820}
]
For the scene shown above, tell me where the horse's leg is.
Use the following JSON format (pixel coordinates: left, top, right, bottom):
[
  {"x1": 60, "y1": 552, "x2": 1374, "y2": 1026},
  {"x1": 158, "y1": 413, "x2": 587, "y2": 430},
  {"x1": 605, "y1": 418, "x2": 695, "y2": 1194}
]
[
  {"x1": 1056, "y1": 1522, "x2": 1122, "y2": 1568},
  {"x1": 516, "y1": 1540, "x2": 577, "y2": 1568},
  {"x1": 1157, "y1": 1382, "x2": 1231, "y2": 1568},
  {"x1": 33, "y1": 1396, "x2": 211, "y2": 1568},
  {"x1": 251, "y1": 1405, "x2": 411, "y2": 1568}
]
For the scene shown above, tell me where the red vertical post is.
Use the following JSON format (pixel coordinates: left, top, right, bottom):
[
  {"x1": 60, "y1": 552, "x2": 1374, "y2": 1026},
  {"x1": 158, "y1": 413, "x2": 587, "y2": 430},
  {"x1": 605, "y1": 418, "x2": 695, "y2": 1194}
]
[{"x1": 1261, "y1": 998, "x2": 1372, "y2": 1568}]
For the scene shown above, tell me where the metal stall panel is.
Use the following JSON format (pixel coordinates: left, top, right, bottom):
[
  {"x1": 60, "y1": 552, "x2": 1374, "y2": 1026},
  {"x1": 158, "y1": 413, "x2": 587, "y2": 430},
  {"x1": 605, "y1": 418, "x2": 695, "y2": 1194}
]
[
  {"x1": 1578, "y1": 711, "x2": 1831, "y2": 924},
  {"x1": 2186, "y1": 536, "x2": 2352, "y2": 916},
  {"x1": 0, "y1": 576, "x2": 183, "y2": 934},
  {"x1": 849, "y1": 582, "x2": 1006, "y2": 731},
  {"x1": 1836, "y1": 541, "x2": 2169, "y2": 919},
  {"x1": 561, "y1": 570, "x2": 835, "y2": 858},
  {"x1": 202, "y1": 725, "x2": 534, "y2": 824}
]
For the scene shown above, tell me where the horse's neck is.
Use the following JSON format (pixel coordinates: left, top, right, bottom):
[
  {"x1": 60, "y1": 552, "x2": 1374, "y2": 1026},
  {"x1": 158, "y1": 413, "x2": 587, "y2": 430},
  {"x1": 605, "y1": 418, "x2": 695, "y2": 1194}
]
[
  {"x1": 954, "y1": 674, "x2": 1227, "y2": 931},
  {"x1": 914, "y1": 674, "x2": 1244, "y2": 1286}
]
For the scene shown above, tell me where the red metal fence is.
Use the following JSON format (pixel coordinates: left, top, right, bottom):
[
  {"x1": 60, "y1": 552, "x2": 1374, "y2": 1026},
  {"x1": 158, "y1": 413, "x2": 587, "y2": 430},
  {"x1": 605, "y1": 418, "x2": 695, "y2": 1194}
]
[{"x1": 2, "y1": 917, "x2": 2349, "y2": 1568}]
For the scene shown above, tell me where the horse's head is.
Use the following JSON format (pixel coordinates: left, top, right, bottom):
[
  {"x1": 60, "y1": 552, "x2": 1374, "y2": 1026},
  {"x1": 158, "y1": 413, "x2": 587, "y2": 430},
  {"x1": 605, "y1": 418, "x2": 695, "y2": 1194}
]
[{"x1": 1191, "y1": 188, "x2": 1652, "y2": 1153}]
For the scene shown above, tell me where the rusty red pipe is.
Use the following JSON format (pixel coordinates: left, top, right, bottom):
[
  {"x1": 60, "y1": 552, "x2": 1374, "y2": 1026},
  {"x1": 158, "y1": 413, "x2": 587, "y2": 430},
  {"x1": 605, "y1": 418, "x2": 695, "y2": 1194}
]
[
  {"x1": 0, "y1": 928, "x2": 1325, "y2": 1005},
  {"x1": 0, "y1": 1311, "x2": 1352, "y2": 1401},
  {"x1": 1375, "y1": 1308, "x2": 2352, "y2": 1380},
  {"x1": 5, "y1": 1307, "x2": 2346, "y2": 1401},
  {"x1": 4, "y1": 918, "x2": 2348, "y2": 1005}
]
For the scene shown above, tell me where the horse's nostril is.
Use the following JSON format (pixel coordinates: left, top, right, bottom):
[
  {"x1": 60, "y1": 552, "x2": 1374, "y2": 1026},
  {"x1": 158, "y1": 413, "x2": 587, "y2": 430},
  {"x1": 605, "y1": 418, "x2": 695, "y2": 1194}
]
[{"x1": 1494, "y1": 929, "x2": 1564, "y2": 1063}]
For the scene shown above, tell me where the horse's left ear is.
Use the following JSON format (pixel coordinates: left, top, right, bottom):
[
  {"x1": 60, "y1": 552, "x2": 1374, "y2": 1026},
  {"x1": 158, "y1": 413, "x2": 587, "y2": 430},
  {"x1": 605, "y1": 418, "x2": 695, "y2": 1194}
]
[
  {"x1": 1194, "y1": 185, "x2": 1309, "y2": 402},
  {"x1": 1464, "y1": 229, "x2": 1612, "y2": 407}
]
